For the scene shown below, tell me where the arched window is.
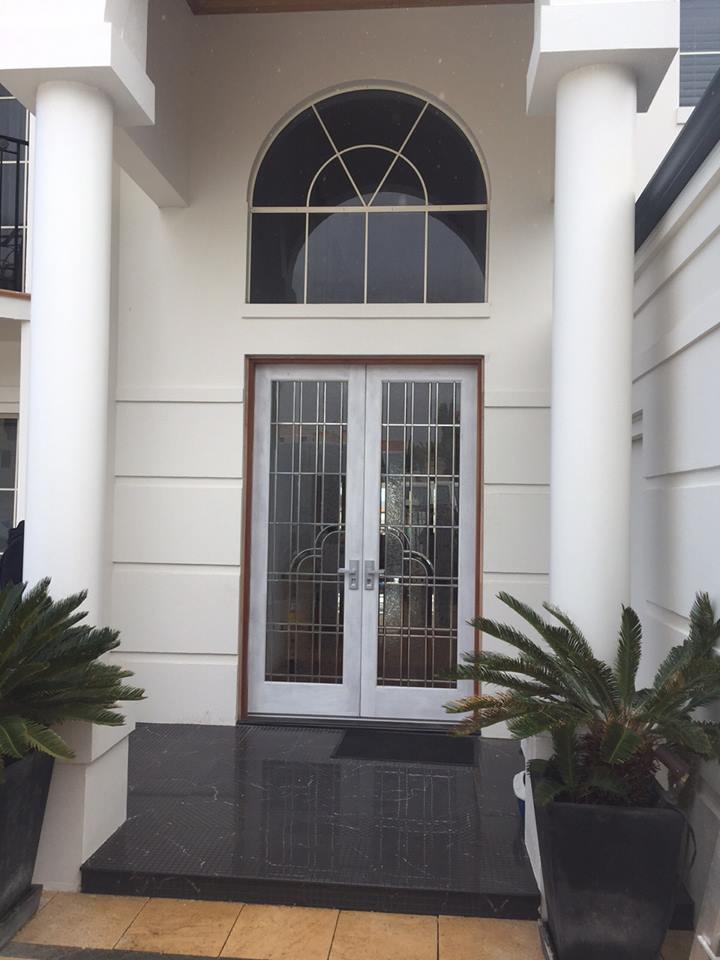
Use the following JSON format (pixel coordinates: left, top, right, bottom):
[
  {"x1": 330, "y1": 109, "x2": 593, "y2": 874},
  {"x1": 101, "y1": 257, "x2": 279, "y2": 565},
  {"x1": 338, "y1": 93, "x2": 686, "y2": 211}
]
[{"x1": 249, "y1": 89, "x2": 488, "y2": 304}]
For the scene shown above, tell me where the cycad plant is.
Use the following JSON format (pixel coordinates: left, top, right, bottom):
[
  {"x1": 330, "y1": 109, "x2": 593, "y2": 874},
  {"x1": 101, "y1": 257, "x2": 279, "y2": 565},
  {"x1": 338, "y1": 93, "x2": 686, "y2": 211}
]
[
  {"x1": 0, "y1": 579, "x2": 144, "y2": 781},
  {"x1": 446, "y1": 591, "x2": 720, "y2": 806}
]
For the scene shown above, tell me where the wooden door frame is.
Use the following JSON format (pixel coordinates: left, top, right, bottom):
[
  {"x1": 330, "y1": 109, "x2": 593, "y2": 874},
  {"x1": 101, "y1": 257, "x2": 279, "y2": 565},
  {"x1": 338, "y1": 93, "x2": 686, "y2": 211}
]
[{"x1": 237, "y1": 354, "x2": 485, "y2": 720}]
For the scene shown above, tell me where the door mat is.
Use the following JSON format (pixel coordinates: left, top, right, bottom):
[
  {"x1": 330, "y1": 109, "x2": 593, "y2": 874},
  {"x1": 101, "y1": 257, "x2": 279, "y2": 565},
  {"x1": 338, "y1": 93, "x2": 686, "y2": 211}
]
[{"x1": 332, "y1": 729, "x2": 476, "y2": 765}]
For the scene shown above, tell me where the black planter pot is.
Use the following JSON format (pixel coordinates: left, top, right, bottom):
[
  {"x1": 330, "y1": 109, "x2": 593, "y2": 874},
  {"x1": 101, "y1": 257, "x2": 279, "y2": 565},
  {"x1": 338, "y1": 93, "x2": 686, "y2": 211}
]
[
  {"x1": 533, "y1": 780, "x2": 686, "y2": 960},
  {"x1": 0, "y1": 752, "x2": 54, "y2": 931}
]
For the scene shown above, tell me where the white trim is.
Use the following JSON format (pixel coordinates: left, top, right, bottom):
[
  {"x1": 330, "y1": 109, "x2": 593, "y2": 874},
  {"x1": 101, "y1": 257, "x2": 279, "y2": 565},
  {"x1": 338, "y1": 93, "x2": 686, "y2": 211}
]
[
  {"x1": 241, "y1": 303, "x2": 490, "y2": 320},
  {"x1": 251, "y1": 204, "x2": 487, "y2": 214},
  {"x1": 247, "y1": 362, "x2": 478, "y2": 721}
]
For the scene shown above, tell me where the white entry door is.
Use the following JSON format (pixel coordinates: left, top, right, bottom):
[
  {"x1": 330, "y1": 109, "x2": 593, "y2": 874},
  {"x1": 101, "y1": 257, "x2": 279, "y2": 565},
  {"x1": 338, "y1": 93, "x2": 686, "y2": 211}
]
[{"x1": 247, "y1": 363, "x2": 477, "y2": 722}]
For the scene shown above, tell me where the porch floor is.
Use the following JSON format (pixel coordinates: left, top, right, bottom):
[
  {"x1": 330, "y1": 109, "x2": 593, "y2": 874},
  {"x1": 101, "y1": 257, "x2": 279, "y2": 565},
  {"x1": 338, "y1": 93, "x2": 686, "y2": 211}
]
[
  {"x1": 5, "y1": 892, "x2": 694, "y2": 960},
  {"x1": 81, "y1": 723, "x2": 539, "y2": 918}
]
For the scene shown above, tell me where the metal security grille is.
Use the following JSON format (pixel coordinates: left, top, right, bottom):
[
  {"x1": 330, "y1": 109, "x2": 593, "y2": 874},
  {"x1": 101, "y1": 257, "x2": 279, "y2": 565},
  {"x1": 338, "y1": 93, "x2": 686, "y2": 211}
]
[
  {"x1": 377, "y1": 380, "x2": 460, "y2": 689},
  {"x1": 265, "y1": 380, "x2": 348, "y2": 683},
  {"x1": 680, "y1": 0, "x2": 720, "y2": 107}
]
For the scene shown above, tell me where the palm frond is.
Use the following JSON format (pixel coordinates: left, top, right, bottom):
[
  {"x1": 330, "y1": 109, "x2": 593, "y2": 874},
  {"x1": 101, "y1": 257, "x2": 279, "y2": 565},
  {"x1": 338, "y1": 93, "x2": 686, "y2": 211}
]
[
  {"x1": 0, "y1": 580, "x2": 144, "y2": 767},
  {"x1": 615, "y1": 605, "x2": 642, "y2": 707}
]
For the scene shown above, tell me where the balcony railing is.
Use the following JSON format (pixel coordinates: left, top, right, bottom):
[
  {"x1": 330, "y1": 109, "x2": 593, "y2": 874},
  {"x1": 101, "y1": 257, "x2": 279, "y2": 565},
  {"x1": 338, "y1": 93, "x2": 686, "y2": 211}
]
[{"x1": 0, "y1": 133, "x2": 28, "y2": 293}]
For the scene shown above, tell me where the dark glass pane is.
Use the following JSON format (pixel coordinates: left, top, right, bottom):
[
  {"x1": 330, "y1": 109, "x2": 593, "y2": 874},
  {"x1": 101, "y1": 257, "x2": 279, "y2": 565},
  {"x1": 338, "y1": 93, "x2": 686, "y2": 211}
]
[
  {"x1": 377, "y1": 380, "x2": 462, "y2": 688},
  {"x1": 341, "y1": 147, "x2": 395, "y2": 202},
  {"x1": 0, "y1": 227, "x2": 23, "y2": 293},
  {"x1": 309, "y1": 157, "x2": 360, "y2": 206},
  {"x1": 403, "y1": 105, "x2": 486, "y2": 204},
  {"x1": 0, "y1": 161, "x2": 25, "y2": 227},
  {"x1": 367, "y1": 213, "x2": 424, "y2": 303},
  {"x1": 680, "y1": 53, "x2": 720, "y2": 106},
  {"x1": 0, "y1": 490, "x2": 13, "y2": 553},
  {"x1": 0, "y1": 419, "x2": 17, "y2": 489},
  {"x1": 250, "y1": 213, "x2": 305, "y2": 303},
  {"x1": 307, "y1": 213, "x2": 364, "y2": 303},
  {"x1": 315, "y1": 89, "x2": 424, "y2": 151},
  {"x1": 0, "y1": 99, "x2": 27, "y2": 142},
  {"x1": 427, "y1": 211, "x2": 486, "y2": 303},
  {"x1": 681, "y1": 0, "x2": 720, "y2": 53},
  {"x1": 371, "y1": 156, "x2": 425, "y2": 206},
  {"x1": 253, "y1": 108, "x2": 333, "y2": 207},
  {"x1": 266, "y1": 380, "x2": 348, "y2": 683}
]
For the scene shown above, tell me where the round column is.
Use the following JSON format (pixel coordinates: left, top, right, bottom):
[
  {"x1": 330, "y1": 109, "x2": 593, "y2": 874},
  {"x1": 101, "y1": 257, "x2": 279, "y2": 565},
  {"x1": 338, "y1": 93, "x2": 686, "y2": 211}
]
[
  {"x1": 24, "y1": 81, "x2": 114, "y2": 619},
  {"x1": 550, "y1": 63, "x2": 636, "y2": 661}
]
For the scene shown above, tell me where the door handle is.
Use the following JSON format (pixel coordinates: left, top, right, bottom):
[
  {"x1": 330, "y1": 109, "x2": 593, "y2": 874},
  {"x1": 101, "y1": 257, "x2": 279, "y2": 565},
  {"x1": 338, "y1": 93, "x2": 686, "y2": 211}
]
[
  {"x1": 364, "y1": 560, "x2": 385, "y2": 591},
  {"x1": 338, "y1": 560, "x2": 359, "y2": 591}
]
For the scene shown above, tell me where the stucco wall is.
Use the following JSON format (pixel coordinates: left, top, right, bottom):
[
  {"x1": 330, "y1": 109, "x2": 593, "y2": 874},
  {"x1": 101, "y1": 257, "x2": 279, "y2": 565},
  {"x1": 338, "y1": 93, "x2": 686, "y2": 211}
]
[
  {"x1": 109, "y1": 2, "x2": 558, "y2": 723},
  {"x1": 633, "y1": 140, "x2": 720, "y2": 905}
]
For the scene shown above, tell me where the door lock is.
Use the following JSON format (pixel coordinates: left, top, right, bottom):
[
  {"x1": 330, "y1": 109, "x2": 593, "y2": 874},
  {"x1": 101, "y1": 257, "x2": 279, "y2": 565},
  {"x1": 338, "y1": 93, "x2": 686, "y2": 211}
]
[
  {"x1": 338, "y1": 560, "x2": 359, "y2": 591},
  {"x1": 364, "y1": 559, "x2": 385, "y2": 590}
]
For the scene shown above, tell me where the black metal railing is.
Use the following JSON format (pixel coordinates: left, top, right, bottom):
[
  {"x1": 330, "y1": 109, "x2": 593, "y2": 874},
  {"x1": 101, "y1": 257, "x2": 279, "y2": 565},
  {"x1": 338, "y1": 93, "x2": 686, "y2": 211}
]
[{"x1": 0, "y1": 133, "x2": 28, "y2": 293}]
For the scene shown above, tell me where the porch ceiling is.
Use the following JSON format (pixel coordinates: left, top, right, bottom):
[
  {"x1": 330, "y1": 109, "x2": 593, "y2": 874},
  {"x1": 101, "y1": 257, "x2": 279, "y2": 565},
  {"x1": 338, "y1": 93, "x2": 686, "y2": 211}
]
[{"x1": 187, "y1": 0, "x2": 528, "y2": 13}]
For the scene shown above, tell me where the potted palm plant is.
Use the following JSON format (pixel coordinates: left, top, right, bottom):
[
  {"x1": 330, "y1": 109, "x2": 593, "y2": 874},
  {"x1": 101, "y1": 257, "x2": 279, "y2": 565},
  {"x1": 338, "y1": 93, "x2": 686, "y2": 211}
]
[
  {"x1": 446, "y1": 591, "x2": 720, "y2": 960},
  {"x1": 0, "y1": 579, "x2": 144, "y2": 944}
]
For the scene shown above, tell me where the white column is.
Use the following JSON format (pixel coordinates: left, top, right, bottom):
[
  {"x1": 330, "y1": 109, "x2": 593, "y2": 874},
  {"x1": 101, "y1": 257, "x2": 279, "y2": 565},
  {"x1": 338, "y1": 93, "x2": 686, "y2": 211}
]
[
  {"x1": 550, "y1": 63, "x2": 636, "y2": 661},
  {"x1": 22, "y1": 80, "x2": 128, "y2": 890},
  {"x1": 23, "y1": 80, "x2": 113, "y2": 614}
]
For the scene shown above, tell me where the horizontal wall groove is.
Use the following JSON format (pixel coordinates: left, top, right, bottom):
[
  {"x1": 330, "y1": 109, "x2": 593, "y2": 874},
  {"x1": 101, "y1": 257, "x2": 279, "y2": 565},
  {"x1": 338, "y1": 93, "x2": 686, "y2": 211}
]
[
  {"x1": 115, "y1": 473, "x2": 243, "y2": 482},
  {"x1": 645, "y1": 465, "x2": 720, "y2": 489},
  {"x1": 634, "y1": 293, "x2": 720, "y2": 380},
  {"x1": 116, "y1": 390, "x2": 244, "y2": 403},
  {"x1": 484, "y1": 482, "x2": 549, "y2": 490},
  {"x1": 114, "y1": 477, "x2": 243, "y2": 488},
  {"x1": 112, "y1": 652, "x2": 239, "y2": 665},
  {"x1": 112, "y1": 560, "x2": 242, "y2": 570},
  {"x1": 113, "y1": 562, "x2": 241, "y2": 573},
  {"x1": 484, "y1": 573, "x2": 549, "y2": 583},
  {"x1": 645, "y1": 601, "x2": 691, "y2": 632},
  {"x1": 646, "y1": 463, "x2": 720, "y2": 482}
]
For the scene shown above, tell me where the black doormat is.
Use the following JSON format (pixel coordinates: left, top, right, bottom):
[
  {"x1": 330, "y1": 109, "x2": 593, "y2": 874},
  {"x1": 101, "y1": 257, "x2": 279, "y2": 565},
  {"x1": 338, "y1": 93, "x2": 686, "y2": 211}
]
[{"x1": 332, "y1": 728, "x2": 476, "y2": 765}]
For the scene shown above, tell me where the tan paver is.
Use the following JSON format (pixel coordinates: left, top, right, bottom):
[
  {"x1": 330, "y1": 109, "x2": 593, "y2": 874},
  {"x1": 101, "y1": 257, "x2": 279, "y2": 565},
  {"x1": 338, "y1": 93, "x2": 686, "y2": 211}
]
[
  {"x1": 16, "y1": 892, "x2": 146, "y2": 949},
  {"x1": 329, "y1": 910, "x2": 437, "y2": 960},
  {"x1": 37, "y1": 891, "x2": 57, "y2": 912},
  {"x1": 439, "y1": 916, "x2": 544, "y2": 960},
  {"x1": 662, "y1": 930, "x2": 694, "y2": 960},
  {"x1": 116, "y1": 897, "x2": 243, "y2": 957},
  {"x1": 221, "y1": 904, "x2": 338, "y2": 960}
]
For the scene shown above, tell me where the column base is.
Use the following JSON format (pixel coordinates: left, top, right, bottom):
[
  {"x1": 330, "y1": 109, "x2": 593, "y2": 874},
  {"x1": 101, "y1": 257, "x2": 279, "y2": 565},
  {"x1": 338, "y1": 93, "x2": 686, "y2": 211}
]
[{"x1": 33, "y1": 736, "x2": 129, "y2": 891}]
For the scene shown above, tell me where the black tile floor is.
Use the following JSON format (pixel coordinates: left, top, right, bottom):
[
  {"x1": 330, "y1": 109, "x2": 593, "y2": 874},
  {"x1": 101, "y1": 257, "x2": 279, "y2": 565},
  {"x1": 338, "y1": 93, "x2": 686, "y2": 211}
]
[{"x1": 81, "y1": 723, "x2": 540, "y2": 918}]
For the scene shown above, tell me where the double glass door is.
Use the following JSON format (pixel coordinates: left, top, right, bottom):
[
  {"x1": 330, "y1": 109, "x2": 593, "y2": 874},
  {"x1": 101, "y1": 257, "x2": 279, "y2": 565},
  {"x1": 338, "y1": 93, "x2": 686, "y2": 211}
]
[{"x1": 247, "y1": 363, "x2": 478, "y2": 721}]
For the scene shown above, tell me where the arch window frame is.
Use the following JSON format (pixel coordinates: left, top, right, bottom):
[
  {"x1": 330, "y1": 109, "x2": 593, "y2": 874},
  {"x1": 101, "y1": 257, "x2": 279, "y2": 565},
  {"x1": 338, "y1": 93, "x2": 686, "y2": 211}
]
[{"x1": 248, "y1": 89, "x2": 489, "y2": 306}]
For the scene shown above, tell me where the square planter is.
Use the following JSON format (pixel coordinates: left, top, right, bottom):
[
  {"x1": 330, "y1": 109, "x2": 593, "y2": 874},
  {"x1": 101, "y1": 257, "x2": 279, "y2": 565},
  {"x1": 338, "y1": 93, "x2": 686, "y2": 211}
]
[
  {"x1": 0, "y1": 752, "x2": 54, "y2": 945},
  {"x1": 532, "y1": 773, "x2": 686, "y2": 960}
]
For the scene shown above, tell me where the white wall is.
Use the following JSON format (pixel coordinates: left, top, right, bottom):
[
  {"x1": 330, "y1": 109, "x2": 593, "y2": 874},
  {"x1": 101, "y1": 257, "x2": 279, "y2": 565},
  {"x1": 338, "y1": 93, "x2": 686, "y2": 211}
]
[
  {"x1": 633, "y1": 140, "x2": 720, "y2": 905},
  {"x1": 111, "y1": 2, "x2": 557, "y2": 723}
]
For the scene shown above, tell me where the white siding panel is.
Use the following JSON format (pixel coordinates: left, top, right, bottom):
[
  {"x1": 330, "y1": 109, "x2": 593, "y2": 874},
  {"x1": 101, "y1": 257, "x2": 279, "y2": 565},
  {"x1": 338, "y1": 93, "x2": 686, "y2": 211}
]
[
  {"x1": 645, "y1": 484, "x2": 720, "y2": 619},
  {"x1": 483, "y1": 489, "x2": 550, "y2": 575},
  {"x1": 113, "y1": 480, "x2": 243, "y2": 565},
  {"x1": 115, "y1": 402, "x2": 244, "y2": 478},
  {"x1": 112, "y1": 565, "x2": 240, "y2": 656},
  {"x1": 118, "y1": 654, "x2": 238, "y2": 724},
  {"x1": 643, "y1": 329, "x2": 720, "y2": 477},
  {"x1": 484, "y1": 408, "x2": 550, "y2": 485}
]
